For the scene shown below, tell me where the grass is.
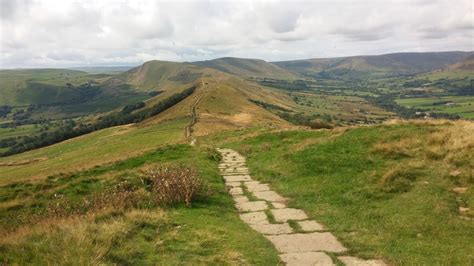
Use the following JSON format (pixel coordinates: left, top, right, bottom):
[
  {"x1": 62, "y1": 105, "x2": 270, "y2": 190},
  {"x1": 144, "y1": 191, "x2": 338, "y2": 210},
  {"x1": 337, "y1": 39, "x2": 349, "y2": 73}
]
[
  {"x1": 202, "y1": 120, "x2": 474, "y2": 265},
  {"x1": 0, "y1": 117, "x2": 188, "y2": 184},
  {"x1": 0, "y1": 144, "x2": 280, "y2": 264}
]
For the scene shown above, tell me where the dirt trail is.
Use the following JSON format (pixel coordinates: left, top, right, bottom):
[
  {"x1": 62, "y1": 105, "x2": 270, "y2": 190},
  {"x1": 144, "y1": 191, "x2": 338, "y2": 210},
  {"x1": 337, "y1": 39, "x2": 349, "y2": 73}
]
[
  {"x1": 185, "y1": 81, "x2": 204, "y2": 145},
  {"x1": 216, "y1": 148, "x2": 387, "y2": 266}
]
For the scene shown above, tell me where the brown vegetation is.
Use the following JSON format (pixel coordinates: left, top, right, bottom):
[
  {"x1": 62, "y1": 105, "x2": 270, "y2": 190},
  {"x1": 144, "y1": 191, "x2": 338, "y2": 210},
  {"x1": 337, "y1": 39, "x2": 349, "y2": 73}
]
[{"x1": 142, "y1": 165, "x2": 203, "y2": 207}]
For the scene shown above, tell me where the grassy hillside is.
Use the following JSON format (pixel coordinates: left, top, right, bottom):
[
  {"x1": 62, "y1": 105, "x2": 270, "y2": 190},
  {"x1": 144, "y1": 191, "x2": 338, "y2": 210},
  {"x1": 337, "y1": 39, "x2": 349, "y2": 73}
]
[
  {"x1": 0, "y1": 118, "x2": 188, "y2": 184},
  {"x1": 0, "y1": 68, "x2": 150, "y2": 121},
  {"x1": 122, "y1": 60, "x2": 205, "y2": 91},
  {"x1": 0, "y1": 144, "x2": 280, "y2": 264},
  {"x1": 203, "y1": 119, "x2": 474, "y2": 265},
  {"x1": 0, "y1": 69, "x2": 92, "y2": 106},
  {"x1": 274, "y1": 51, "x2": 473, "y2": 79},
  {"x1": 192, "y1": 57, "x2": 298, "y2": 80}
]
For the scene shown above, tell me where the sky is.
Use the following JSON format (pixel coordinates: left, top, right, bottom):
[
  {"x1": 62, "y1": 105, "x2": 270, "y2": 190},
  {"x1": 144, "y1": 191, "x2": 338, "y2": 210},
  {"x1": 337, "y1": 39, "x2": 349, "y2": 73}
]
[{"x1": 0, "y1": 0, "x2": 473, "y2": 68}]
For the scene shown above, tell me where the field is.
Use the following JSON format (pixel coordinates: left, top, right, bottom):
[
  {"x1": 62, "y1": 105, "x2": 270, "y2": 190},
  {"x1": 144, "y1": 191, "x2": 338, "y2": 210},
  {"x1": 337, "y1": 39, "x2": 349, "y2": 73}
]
[
  {"x1": 202, "y1": 120, "x2": 474, "y2": 265},
  {"x1": 288, "y1": 92, "x2": 394, "y2": 123},
  {"x1": 0, "y1": 124, "x2": 40, "y2": 141},
  {"x1": 396, "y1": 96, "x2": 474, "y2": 119}
]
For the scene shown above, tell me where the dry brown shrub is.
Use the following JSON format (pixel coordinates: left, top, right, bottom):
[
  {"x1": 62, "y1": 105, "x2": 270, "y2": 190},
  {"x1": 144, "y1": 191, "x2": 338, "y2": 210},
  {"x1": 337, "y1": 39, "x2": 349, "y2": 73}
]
[
  {"x1": 308, "y1": 119, "x2": 333, "y2": 129},
  {"x1": 143, "y1": 165, "x2": 202, "y2": 207}
]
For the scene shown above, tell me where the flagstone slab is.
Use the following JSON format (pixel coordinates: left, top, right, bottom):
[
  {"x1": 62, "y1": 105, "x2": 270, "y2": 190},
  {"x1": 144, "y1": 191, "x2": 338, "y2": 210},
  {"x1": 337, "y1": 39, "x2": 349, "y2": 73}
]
[
  {"x1": 245, "y1": 182, "x2": 270, "y2": 192},
  {"x1": 236, "y1": 201, "x2": 268, "y2": 212},
  {"x1": 229, "y1": 187, "x2": 243, "y2": 195},
  {"x1": 222, "y1": 172, "x2": 250, "y2": 176},
  {"x1": 280, "y1": 252, "x2": 335, "y2": 266},
  {"x1": 249, "y1": 223, "x2": 293, "y2": 235},
  {"x1": 338, "y1": 256, "x2": 386, "y2": 266},
  {"x1": 253, "y1": 190, "x2": 286, "y2": 202},
  {"x1": 266, "y1": 232, "x2": 347, "y2": 253},
  {"x1": 239, "y1": 211, "x2": 269, "y2": 225},
  {"x1": 223, "y1": 175, "x2": 251, "y2": 182},
  {"x1": 271, "y1": 208, "x2": 308, "y2": 222},
  {"x1": 232, "y1": 195, "x2": 249, "y2": 203},
  {"x1": 272, "y1": 202, "x2": 287, "y2": 209},
  {"x1": 298, "y1": 220, "x2": 324, "y2": 231},
  {"x1": 225, "y1": 182, "x2": 242, "y2": 187}
]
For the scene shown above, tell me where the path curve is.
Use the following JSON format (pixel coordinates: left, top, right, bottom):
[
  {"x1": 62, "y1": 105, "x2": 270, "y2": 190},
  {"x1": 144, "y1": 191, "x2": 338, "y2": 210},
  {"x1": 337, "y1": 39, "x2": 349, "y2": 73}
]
[{"x1": 216, "y1": 148, "x2": 386, "y2": 266}]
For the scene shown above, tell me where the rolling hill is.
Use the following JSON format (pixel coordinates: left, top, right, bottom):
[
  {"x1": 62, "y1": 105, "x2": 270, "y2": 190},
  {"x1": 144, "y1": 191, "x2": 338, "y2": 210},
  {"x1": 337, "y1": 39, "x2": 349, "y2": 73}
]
[
  {"x1": 121, "y1": 60, "x2": 205, "y2": 92},
  {"x1": 274, "y1": 51, "x2": 473, "y2": 79},
  {"x1": 192, "y1": 57, "x2": 298, "y2": 80}
]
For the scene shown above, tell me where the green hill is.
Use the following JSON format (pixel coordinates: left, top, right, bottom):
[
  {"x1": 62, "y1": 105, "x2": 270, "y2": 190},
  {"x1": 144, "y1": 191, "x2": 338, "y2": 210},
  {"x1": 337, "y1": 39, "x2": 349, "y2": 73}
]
[
  {"x1": 274, "y1": 51, "x2": 473, "y2": 79},
  {"x1": 122, "y1": 60, "x2": 205, "y2": 91},
  {"x1": 192, "y1": 57, "x2": 298, "y2": 80}
]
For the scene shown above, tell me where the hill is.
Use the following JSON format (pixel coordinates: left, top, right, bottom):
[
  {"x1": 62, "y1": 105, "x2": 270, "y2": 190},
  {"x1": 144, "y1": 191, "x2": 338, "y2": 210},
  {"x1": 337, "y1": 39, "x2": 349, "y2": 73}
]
[
  {"x1": 121, "y1": 60, "x2": 205, "y2": 91},
  {"x1": 0, "y1": 68, "x2": 149, "y2": 120},
  {"x1": 447, "y1": 55, "x2": 474, "y2": 71},
  {"x1": 69, "y1": 66, "x2": 135, "y2": 74},
  {"x1": 192, "y1": 57, "x2": 298, "y2": 79},
  {"x1": 274, "y1": 51, "x2": 473, "y2": 79}
]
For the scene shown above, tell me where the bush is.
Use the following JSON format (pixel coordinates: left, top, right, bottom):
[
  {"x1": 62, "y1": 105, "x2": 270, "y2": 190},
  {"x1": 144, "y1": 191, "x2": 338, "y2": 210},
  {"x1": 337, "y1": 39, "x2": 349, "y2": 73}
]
[
  {"x1": 143, "y1": 165, "x2": 202, "y2": 207},
  {"x1": 308, "y1": 119, "x2": 333, "y2": 129}
]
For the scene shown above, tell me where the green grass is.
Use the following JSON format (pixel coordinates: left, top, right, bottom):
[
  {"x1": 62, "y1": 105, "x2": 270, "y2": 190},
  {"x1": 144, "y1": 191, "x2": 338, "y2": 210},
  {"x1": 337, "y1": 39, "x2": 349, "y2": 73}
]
[
  {"x1": 202, "y1": 121, "x2": 474, "y2": 265},
  {"x1": 396, "y1": 96, "x2": 474, "y2": 119},
  {"x1": 0, "y1": 117, "x2": 189, "y2": 184},
  {"x1": 0, "y1": 144, "x2": 280, "y2": 264}
]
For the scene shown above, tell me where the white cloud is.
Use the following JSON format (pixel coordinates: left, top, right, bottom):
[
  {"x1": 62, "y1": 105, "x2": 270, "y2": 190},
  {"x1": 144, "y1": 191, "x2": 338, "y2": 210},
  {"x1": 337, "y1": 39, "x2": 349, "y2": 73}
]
[{"x1": 0, "y1": 0, "x2": 472, "y2": 68}]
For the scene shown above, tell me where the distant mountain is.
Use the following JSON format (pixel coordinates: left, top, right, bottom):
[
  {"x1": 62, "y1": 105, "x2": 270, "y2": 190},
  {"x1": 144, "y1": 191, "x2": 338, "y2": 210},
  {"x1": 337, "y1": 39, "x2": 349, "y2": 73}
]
[
  {"x1": 273, "y1": 51, "x2": 473, "y2": 79},
  {"x1": 447, "y1": 55, "x2": 474, "y2": 71},
  {"x1": 69, "y1": 66, "x2": 135, "y2": 74},
  {"x1": 192, "y1": 57, "x2": 297, "y2": 79}
]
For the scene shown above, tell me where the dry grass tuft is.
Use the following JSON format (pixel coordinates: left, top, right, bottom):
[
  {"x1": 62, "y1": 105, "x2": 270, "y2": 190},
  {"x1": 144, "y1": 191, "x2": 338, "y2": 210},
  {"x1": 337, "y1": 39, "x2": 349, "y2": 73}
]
[
  {"x1": 374, "y1": 120, "x2": 474, "y2": 186},
  {"x1": 379, "y1": 164, "x2": 421, "y2": 193},
  {"x1": 142, "y1": 165, "x2": 203, "y2": 207}
]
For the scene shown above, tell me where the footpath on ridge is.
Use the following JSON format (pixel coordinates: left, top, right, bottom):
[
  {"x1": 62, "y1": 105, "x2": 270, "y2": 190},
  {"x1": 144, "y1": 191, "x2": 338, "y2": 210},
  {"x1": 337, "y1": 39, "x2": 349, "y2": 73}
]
[{"x1": 217, "y1": 148, "x2": 386, "y2": 266}]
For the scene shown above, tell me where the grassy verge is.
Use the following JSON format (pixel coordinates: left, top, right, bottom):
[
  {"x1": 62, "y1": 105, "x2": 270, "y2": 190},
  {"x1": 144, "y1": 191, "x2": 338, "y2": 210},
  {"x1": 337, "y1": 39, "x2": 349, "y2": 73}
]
[
  {"x1": 0, "y1": 144, "x2": 280, "y2": 264},
  {"x1": 204, "y1": 120, "x2": 473, "y2": 265}
]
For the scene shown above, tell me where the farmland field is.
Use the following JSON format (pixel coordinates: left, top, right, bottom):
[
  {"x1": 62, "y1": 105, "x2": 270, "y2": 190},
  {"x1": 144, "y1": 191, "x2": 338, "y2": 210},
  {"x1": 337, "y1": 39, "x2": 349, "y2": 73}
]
[{"x1": 396, "y1": 96, "x2": 474, "y2": 119}]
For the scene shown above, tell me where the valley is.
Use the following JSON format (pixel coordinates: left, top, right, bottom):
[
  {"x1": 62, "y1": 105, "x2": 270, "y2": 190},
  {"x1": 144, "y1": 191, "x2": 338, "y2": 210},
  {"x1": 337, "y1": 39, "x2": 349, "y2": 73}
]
[{"x1": 0, "y1": 51, "x2": 473, "y2": 265}]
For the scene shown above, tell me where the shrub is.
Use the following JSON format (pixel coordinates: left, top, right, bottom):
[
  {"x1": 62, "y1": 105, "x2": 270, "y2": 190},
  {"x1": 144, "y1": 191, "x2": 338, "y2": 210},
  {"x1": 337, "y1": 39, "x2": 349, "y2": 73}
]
[
  {"x1": 143, "y1": 165, "x2": 202, "y2": 207},
  {"x1": 308, "y1": 119, "x2": 333, "y2": 129}
]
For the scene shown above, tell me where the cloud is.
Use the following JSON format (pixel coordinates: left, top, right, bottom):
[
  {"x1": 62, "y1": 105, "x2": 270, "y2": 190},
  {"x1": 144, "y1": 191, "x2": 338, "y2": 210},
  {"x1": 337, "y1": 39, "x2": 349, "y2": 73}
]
[{"x1": 0, "y1": 0, "x2": 472, "y2": 68}]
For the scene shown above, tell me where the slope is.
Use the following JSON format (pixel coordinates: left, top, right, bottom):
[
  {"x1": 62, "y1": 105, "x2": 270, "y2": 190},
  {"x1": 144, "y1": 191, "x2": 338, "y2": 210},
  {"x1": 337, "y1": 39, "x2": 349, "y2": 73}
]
[
  {"x1": 203, "y1": 119, "x2": 474, "y2": 265},
  {"x1": 121, "y1": 60, "x2": 205, "y2": 91},
  {"x1": 192, "y1": 57, "x2": 298, "y2": 80}
]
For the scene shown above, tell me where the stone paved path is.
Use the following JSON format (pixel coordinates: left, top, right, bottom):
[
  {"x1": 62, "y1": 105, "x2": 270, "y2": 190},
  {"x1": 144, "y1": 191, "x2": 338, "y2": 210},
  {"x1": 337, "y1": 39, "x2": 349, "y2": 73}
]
[{"x1": 217, "y1": 148, "x2": 386, "y2": 266}]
